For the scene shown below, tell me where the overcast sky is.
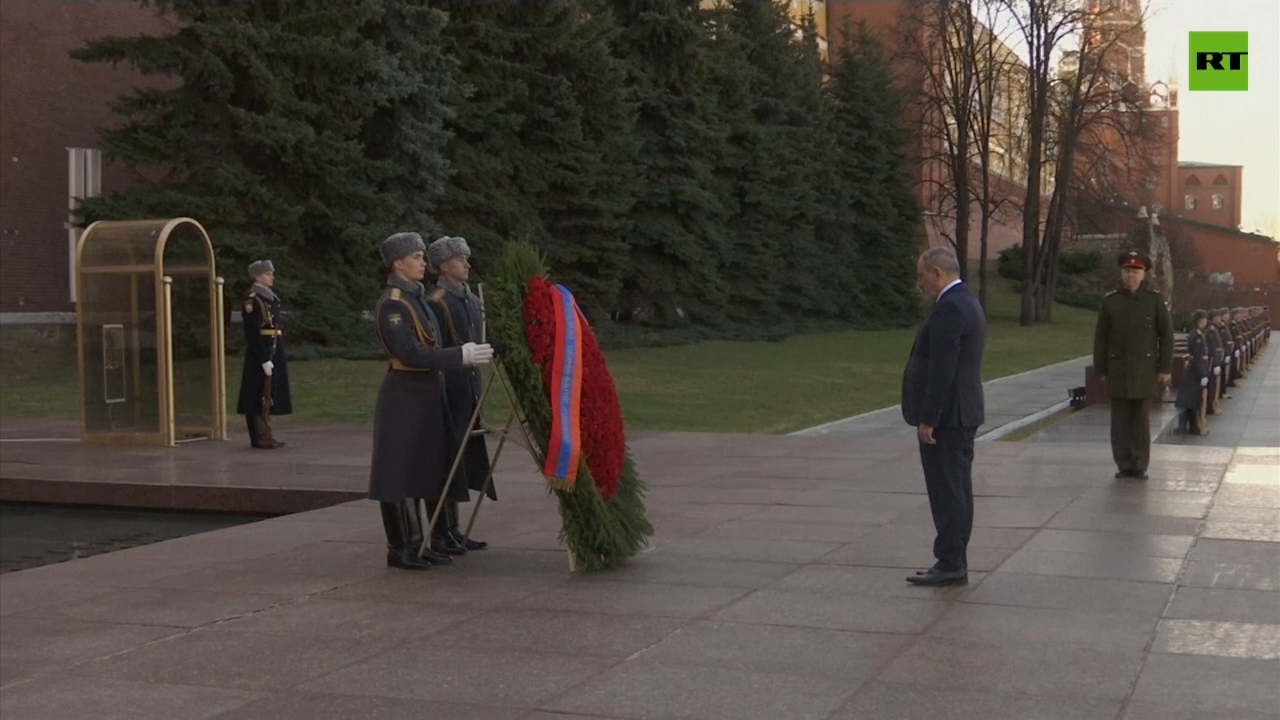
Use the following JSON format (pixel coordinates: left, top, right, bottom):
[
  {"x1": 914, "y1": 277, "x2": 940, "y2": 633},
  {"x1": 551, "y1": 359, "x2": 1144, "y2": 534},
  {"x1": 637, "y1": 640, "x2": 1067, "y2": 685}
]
[{"x1": 1145, "y1": 0, "x2": 1279, "y2": 235}]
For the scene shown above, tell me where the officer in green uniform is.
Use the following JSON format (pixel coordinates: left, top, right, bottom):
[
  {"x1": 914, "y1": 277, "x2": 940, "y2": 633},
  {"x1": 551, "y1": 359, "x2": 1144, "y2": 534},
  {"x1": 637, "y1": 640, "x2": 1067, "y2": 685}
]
[{"x1": 1093, "y1": 250, "x2": 1173, "y2": 480}]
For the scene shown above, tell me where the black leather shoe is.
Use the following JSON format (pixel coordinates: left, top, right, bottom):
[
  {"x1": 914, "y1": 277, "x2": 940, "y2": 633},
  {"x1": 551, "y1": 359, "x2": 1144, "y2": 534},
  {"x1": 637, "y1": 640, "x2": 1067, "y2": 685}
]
[
  {"x1": 387, "y1": 546, "x2": 432, "y2": 571},
  {"x1": 1132, "y1": 471, "x2": 1149, "y2": 480},
  {"x1": 431, "y1": 533, "x2": 468, "y2": 556},
  {"x1": 1115, "y1": 470, "x2": 1132, "y2": 479},
  {"x1": 417, "y1": 544, "x2": 453, "y2": 566},
  {"x1": 449, "y1": 528, "x2": 488, "y2": 551},
  {"x1": 444, "y1": 502, "x2": 487, "y2": 550},
  {"x1": 906, "y1": 568, "x2": 968, "y2": 586}
]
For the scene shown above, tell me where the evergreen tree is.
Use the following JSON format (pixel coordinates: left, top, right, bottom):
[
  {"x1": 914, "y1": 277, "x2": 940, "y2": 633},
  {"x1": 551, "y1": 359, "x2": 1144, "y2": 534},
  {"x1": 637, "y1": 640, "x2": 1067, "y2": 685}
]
[
  {"x1": 436, "y1": 0, "x2": 638, "y2": 321},
  {"x1": 606, "y1": 0, "x2": 731, "y2": 327},
  {"x1": 533, "y1": 1, "x2": 639, "y2": 321},
  {"x1": 712, "y1": 0, "x2": 833, "y2": 323},
  {"x1": 362, "y1": 1, "x2": 460, "y2": 239},
  {"x1": 827, "y1": 22, "x2": 923, "y2": 324},
  {"x1": 432, "y1": 2, "x2": 542, "y2": 267},
  {"x1": 797, "y1": 10, "x2": 864, "y2": 320},
  {"x1": 72, "y1": 0, "x2": 458, "y2": 344}
]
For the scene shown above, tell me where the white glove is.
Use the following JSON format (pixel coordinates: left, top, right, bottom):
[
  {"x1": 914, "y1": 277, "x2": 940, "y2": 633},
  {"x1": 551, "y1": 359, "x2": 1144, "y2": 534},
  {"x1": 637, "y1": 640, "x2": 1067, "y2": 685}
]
[
  {"x1": 461, "y1": 342, "x2": 494, "y2": 366},
  {"x1": 1235, "y1": 350, "x2": 1240, "y2": 358},
  {"x1": 261, "y1": 361, "x2": 274, "y2": 376},
  {"x1": 1201, "y1": 377, "x2": 1208, "y2": 387},
  {"x1": 1214, "y1": 366, "x2": 1221, "y2": 376}
]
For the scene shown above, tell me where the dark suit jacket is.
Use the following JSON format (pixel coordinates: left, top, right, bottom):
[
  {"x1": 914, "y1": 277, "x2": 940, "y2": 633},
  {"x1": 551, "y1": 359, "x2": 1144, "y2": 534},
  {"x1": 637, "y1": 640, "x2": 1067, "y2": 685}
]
[{"x1": 901, "y1": 282, "x2": 987, "y2": 430}]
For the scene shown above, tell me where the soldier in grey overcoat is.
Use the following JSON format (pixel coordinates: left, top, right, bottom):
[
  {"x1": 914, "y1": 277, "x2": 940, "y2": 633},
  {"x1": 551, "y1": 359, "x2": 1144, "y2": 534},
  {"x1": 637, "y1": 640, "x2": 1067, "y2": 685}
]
[
  {"x1": 1205, "y1": 308, "x2": 1225, "y2": 415},
  {"x1": 1175, "y1": 310, "x2": 1210, "y2": 436},
  {"x1": 426, "y1": 235, "x2": 494, "y2": 554},
  {"x1": 237, "y1": 260, "x2": 291, "y2": 448},
  {"x1": 368, "y1": 232, "x2": 494, "y2": 570}
]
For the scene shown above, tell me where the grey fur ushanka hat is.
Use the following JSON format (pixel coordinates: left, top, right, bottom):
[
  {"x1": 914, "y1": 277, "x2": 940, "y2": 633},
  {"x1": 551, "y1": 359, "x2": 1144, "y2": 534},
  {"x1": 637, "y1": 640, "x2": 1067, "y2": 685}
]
[
  {"x1": 427, "y1": 235, "x2": 470, "y2": 272},
  {"x1": 248, "y1": 259, "x2": 274, "y2": 278},
  {"x1": 380, "y1": 232, "x2": 426, "y2": 268}
]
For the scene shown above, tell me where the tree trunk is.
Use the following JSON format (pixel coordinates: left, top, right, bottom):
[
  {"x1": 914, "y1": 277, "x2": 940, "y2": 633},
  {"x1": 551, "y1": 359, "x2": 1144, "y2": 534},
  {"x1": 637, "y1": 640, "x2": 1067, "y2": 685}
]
[
  {"x1": 1019, "y1": 70, "x2": 1046, "y2": 325},
  {"x1": 954, "y1": 150, "x2": 971, "y2": 281},
  {"x1": 978, "y1": 182, "x2": 991, "y2": 312}
]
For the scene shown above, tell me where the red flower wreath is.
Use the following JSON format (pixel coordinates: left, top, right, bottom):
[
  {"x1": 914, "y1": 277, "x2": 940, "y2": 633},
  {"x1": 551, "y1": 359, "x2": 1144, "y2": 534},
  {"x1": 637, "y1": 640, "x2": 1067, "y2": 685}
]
[{"x1": 522, "y1": 276, "x2": 626, "y2": 500}]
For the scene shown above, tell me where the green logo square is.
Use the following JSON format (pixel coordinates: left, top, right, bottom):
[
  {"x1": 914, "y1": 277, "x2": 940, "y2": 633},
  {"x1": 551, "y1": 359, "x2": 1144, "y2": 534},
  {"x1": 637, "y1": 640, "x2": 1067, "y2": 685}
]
[{"x1": 1189, "y1": 32, "x2": 1248, "y2": 91}]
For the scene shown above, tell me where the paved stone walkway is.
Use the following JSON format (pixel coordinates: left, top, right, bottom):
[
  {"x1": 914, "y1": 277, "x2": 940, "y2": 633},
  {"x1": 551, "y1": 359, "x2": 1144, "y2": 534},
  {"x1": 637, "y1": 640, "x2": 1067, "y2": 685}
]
[
  {"x1": 0, "y1": 343, "x2": 1276, "y2": 720},
  {"x1": 793, "y1": 355, "x2": 1091, "y2": 439}
]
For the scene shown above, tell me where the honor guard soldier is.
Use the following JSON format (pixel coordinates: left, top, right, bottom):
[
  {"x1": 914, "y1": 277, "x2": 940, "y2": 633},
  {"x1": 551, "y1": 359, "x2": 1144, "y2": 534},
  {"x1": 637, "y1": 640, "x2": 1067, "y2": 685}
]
[
  {"x1": 1093, "y1": 250, "x2": 1173, "y2": 480},
  {"x1": 1241, "y1": 308, "x2": 1252, "y2": 366},
  {"x1": 1206, "y1": 308, "x2": 1225, "y2": 415},
  {"x1": 1175, "y1": 310, "x2": 1211, "y2": 436},
  {"x1": 1229, "y1": 307, "x2": 1244, "y2": 373},
  {"x1": 368, "y1": 232, "x2": 494, "y2": 571},
  {"x1": 1217, "y1": 308, "x2": 1237, "y2": 393},
  {"x1": 1233, "y1": 303, "x2": 1244, "y2": 368},
  {"x1": 426, "y1": 235, "x2": 493, "y2": 554},
  {"x1": 236, "y1": 260, "x2": 291, "y2": 448}
]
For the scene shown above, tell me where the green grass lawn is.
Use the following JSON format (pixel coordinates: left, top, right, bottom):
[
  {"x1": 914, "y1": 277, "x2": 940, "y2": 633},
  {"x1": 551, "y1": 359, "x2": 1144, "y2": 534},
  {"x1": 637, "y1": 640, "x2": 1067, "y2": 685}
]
[{"x1": 0, "y1": 280, "x2": 1097, "y2": 434}]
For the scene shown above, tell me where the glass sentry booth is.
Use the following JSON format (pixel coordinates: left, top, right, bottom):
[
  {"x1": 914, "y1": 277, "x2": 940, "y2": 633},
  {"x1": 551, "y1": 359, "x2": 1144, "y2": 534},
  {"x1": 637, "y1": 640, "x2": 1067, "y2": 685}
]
[{"x1": 75, "y1": 218, "x2": 228, "y2": 446}]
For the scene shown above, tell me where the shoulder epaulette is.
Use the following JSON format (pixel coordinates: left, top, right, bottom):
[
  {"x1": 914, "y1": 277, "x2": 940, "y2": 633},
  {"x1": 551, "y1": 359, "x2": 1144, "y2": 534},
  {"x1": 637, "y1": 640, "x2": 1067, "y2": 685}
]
[
  {"x1": 428, "y1": 288, "x2": 446, "y2": 302},
  {"x1": 389, "y1": 287, "x2": 402, "y2": 300},
  {"x1": 1105, "y1": 290, "x2": 1117, "y2": 297}
]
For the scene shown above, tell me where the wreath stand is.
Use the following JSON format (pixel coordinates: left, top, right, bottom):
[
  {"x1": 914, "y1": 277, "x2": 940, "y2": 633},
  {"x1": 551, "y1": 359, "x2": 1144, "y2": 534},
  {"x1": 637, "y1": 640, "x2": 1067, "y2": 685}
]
[{"x1": 412, "y1": 285, "x2": 580, "y2": 573}]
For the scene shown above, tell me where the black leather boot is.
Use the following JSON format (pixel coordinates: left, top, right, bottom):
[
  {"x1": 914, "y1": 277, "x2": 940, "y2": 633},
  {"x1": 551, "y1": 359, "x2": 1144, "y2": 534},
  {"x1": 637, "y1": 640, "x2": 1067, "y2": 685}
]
[
  {"x1": 247, "y1": 414, "x2": 284, "y2": 449},
  {"x1": 447, "y1": 501, "x2": 487, "y2": 551},
  {"x1": 246, "y1": 415, "x2": 263, "y2": 447},
  {"x1": 400, "y1": 502, "x2": 452, "y2": 566},
  {"x1": 380, "y1": 502, "x2": 431, "y2": 570},
  {"x1": 426, "y1": 501, "x2": 467, "y2": 555}
]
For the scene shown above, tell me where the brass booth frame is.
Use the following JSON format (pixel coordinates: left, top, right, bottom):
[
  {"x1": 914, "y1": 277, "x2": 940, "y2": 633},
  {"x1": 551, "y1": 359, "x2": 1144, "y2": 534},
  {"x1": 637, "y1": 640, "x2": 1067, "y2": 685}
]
[{"x1": 75, "y1": 218, "x2": 228, "y2": 447}]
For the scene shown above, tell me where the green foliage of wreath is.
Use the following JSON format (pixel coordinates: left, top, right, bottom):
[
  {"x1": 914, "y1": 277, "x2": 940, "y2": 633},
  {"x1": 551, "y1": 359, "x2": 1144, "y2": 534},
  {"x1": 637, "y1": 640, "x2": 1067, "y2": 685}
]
[{"x1": 486, "y1": 240, "x2": 653, "y2": 571}]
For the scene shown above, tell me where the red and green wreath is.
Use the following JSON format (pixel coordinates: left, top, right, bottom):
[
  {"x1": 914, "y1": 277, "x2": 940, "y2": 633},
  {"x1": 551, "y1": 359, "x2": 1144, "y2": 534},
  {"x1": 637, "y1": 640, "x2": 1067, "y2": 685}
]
[{"x1": 486, "y1": 241, "x2": 651, "y2": 571}]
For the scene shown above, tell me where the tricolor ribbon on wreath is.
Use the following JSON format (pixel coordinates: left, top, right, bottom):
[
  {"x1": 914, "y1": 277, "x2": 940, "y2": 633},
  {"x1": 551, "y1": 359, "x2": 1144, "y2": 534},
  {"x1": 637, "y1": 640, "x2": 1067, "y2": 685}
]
[{"x1": 543, "y1": 283, "x2": 585, "y2": 490}]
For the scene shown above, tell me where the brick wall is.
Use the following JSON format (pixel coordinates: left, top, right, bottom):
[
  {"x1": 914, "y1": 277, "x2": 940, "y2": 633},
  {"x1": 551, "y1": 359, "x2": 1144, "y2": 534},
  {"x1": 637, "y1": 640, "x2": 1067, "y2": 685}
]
[
  {"x1": 1174, "y1": 165, "x2": 1243, "y2": 230},
  {"x1": 1164, "y1": 218, "x2": 1279, "y2": 286},
  {"x1": 0, "y1": 1, "x2": 174, "y2": 313}
]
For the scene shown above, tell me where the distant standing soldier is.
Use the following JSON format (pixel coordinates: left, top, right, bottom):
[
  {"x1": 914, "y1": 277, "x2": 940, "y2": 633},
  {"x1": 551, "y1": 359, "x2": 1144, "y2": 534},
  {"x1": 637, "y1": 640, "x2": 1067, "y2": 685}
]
[
  {"x1": 237, "y1": 260, "x2": 291, "y2": 449},
  {"x1": 1093, "y1": 250, "x2": 1173, "y2": 480},
  {"x1": 1205, "y1": 308, "x2": 1225, "y2": 415},
  {"x1": 1230, "y1": 307, "x2": 1247, "y2": 380},
  {"x1": 368, "y1": 232, "x2": 494, "y2": 571},
  {"x1": 1216, "y1": 308, "x2": 1237, "y2": 394},
  {"x1": 1175, "y1": 310, "x2": 1210, "y2": 436},
  {"x1": 426, "y1": 235, "x2": 494, "y2": 554}
]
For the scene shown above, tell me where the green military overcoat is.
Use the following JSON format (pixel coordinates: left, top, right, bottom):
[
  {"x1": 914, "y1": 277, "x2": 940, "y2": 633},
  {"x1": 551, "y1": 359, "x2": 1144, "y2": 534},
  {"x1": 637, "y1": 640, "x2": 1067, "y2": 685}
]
[{"x1": 1093, "y1": 287, "x2": 1174, "y2": 400}]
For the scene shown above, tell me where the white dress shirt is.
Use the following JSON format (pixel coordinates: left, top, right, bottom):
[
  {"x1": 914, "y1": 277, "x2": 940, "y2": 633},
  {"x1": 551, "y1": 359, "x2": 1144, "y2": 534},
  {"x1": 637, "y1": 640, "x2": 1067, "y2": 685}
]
[{"x1": 936, "y1": 278, "x2": 963, "y2": 303}]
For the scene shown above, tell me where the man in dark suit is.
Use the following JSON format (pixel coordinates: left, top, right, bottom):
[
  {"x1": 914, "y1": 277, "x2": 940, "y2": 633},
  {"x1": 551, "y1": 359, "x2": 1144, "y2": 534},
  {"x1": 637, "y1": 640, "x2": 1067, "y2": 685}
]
[{"x1": 901, "y1": 247, "x2": 986, "y2": 586}]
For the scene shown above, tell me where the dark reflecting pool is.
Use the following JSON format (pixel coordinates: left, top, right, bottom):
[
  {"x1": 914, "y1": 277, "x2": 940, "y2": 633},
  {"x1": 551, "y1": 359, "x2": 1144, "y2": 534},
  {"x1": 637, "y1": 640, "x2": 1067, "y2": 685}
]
[{"x1": 0, "y1": 502, "x2": 272, "y2": 573}]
